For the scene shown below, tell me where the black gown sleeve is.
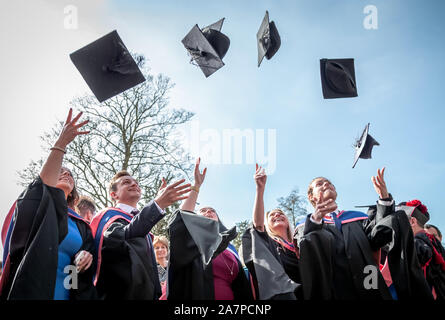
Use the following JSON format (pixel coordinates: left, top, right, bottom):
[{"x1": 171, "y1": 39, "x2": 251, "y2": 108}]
[
  {"x1": 415, "y1": 235, "x2": 433, "y2": 266},
  {"x1": 298, "y1": 217, "x2": 335, "y2": 300},
  {"x1": 242, "y1": 225, "x2": 300, "y2": 300},
  {"x1": 366, "y1": 204, "x2": 434, "y2": 300},
  {"x1": 167, "y1": 212, "x2": 213, "y2": 300},
  {"x1": 2, "y1": 177, "x2": 68, "y2": 300},
  {"x1": 362, "y1": 200, "x2": 395, "y2": 251},
  {"x1": 122, "y1": 201, "x2": 164, "y2": 239},
  {"x1": 168, "y1": 210, "x2": 250, "y2": 300}
]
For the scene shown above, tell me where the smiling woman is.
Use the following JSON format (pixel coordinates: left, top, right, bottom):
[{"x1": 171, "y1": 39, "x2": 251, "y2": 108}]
[
  {"x1": 58, "y1": 167, "x2": 79, "y2": 210},
  {"x1": 242, "y1": 164, "x2": 301, "y2": 300},
  {"x1": 0, "y1": 109, "x2": 97, "y2": 300}
]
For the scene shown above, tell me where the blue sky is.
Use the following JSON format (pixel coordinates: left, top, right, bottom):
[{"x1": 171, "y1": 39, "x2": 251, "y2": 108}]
[{"x1": 1, "y1": 0, "x2": 445, "y2": 257}]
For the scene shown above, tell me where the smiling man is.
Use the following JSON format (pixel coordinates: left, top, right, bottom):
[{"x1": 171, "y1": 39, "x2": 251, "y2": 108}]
[
  {"x1": 90, "y1": 170, "x2": 190, "y2": 300},
  {"x1": 295, "y1": 168, "x2": 396, "y2": 300}
]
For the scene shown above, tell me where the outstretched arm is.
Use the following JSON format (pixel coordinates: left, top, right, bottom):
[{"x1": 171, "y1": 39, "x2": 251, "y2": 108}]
[
  {"x1": 252, "y1": 164, "x2": 267, "y2": 232},
  {"x1": 39, "y1": 108, "x2": 89, "y2": 187},
  {"x1": 366, "y1": 167, "x2": 395, "y2": 249},
  {"x1": 180, "y1": 157, "x2": 206, "y2": 212}
]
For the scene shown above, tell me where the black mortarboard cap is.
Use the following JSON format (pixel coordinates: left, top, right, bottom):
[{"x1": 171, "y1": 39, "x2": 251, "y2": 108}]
[
  {"x1": 70, "y1": 30, "x2": 145, "y2": 103},
  {"x1": 182, "y1": 18, "x2": 230, "y2": 78},
  {"x1": 397, "y1": 201, "x2": 430, "y2": 225},
  {"x1": 257, "y1": 11, "x2": 281, "y2": 67},
  {"x1": 320, "y1": 58, "x2": 357, "y2": 99},
  {"x1": 352, "y1": 123, "x2": 380, "y2": 168}
]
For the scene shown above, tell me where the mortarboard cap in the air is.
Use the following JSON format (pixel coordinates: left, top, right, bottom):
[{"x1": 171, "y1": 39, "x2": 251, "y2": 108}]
[
  {"x1": 352, "y1": 123, "x2": 380, "y2": 168},
  {"x1": 70, "y1": 30, "x2": 146, "y2": 103},
  {"x1": 257, "y1": 11, "x2": 281, "y2": 67},
  {"x1": 320, "y1": 58, "x2": 358, "y2": 99},
  {"x1": 182, "y1": 18, "x2": 230, "y2": 78}
]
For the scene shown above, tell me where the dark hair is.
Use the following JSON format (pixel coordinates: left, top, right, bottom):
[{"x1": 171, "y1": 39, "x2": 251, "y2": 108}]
[
  {"x1": 109, "y1": 171, "x2": 132, "y2": 192},
  {"x1": 76, "y1": 195, "x2": 96, "y2": 213},
  {"x1": 307, "y1": 177, "x2": 333, "y2": 207},
  {"x1": 108, "y1": 170, "x2": 133, "y2": 204},
  {"x1": 425, "y1": 224, "x2": 442, "y2": 239},
  {"x1": 62, "y1": 167, "x2": 79, "y2": 209}
]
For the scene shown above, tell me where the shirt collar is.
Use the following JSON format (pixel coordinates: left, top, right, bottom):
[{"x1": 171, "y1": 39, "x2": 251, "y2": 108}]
[
  {"x1": 116, "y1": 203, "x2": 137, "y2": 214},
  {"x1": 325, "y1": 209, "x2": 340, "y2": 219},
  {"x1": 329, "y1": 209, "x2": 340, "y2": 215}
]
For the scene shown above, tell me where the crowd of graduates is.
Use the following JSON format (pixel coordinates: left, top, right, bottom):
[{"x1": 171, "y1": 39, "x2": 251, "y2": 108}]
[{"x1": 0, "y1": 108, "x2": 444, "y2": 301}]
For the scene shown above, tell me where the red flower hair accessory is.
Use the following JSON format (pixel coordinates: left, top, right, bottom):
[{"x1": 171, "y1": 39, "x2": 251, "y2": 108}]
[{"x1": 406, "y1": 199, "x2": 428, "y2": 214}]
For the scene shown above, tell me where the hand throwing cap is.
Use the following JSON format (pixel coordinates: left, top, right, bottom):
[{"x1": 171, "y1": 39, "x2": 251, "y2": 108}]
[
  {"x1": 320, "y1": 58, "x2": 358, "y2": 99},
  {"x1": 70, "y1": 30, "x2": 146, "y2": 102},
  {"x1": 182, "y1": 18, "x2": 230, "y2": 78},
  {"x1": 257, "y1": 11, "x2": 281, "y2": 67},
  {"x1": 352, "y1": 123, "x2": 380, "y2": 168}
]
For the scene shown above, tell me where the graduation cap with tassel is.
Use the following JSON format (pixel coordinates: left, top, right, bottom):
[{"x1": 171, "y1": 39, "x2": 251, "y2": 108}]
[
  {"x1": 182, "y1": 18, "x2": 230, "y2": 78},
  {"x1": 70, "y1": 30, "x2": 146, "y2": 103},
  {"x1": 352, "y1": 123, "x2": 380, "y2": 168},
  {"x1": 257, "y1": 11, "x2": 281, "y2": 67}
]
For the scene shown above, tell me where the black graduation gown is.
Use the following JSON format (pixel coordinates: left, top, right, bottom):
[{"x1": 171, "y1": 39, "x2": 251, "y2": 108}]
[
  {"x1": 92, "y1": 203, "x2": 163, "y2": 300},
  {"x1": 242, "y1": 226, "x2": 301, "y2": 300},
  {"x1": 0, "y1": 177, "x2": 97, "y2": 300},
  {"x1": 296, "y1": 203, "x2": 395, "y2": 300},
  {"x1": 414, "y1": 231, "x2": 445, "y2": 300},
  {"x1": 167, "y1": 210, "x2": 254, "y2": 300},
  {"x1": 366, "y1": 205, "x2": 433, "y2": 300}
]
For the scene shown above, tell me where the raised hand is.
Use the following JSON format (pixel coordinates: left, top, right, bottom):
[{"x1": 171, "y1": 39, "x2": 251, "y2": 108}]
[
  {"x1": 371, "y1": 167, "x2": 389, "y2": 199},
  {"x1": 311, "y1": 192, "x2": 338, "y2": 223},
  {"x1": 55, "y1": 108, "x2": 90, "y2": 149},
  {"x1": 254, "y1": 163, "x2": 267, "y2": 191},
  {"x1": 194, "y1": 158, "x2": 207, "y2": 188},
  {"x1": 155, "y1": 178, "x2": 192, "y2": 210}
]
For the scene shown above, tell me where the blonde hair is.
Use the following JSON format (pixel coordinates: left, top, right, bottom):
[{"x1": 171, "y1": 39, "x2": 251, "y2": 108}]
[
  {"x1": 265, "y1": 209, "x2": 293, "y2": 242},
  {"x1": 153, "y1": 235, "x2": 169, "y2": 251}
]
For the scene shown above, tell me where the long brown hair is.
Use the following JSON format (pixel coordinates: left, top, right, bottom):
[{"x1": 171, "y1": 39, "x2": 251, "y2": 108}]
[{"x1": 62, "y1": 167, "x2": 79, "y2": 209}]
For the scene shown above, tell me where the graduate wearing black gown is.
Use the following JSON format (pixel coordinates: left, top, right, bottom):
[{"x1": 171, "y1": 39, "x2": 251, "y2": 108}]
[
  {"x1": 294, "y1": 169, "x2": 395, "y2": 300},
  {"x1": 1, "y1": 178, "x2": 97, "y2": 300},
  {"x1": 167, "y1": 158, "x2": 253, "y2": 300},
  {"x1": 91, "y1": 202, "x2": 164, "y2": 300},
  {"x1": 167, "y1": 210, "x2": 254, "y2": 300},
  {"x1": 362, "y1": 203, "x2": 434, "y2": 300},
  {"x1": 1, "y1": 109, "x2": 96, "y2": 300},
  {"x1": 399, "y1": 200, "x2": 445, "y2": 300},
  {"x1": 90, "y1": 172, "x2": 191, "y2": 300},
  {"x1": 242, "y1": 164, "x2": 301, "y2": 300}
]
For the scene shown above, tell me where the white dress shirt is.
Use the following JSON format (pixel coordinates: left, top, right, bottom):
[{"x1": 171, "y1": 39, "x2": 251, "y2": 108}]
[{"x1": 116, "y1": 201, "x2": 165, "y2": 215}]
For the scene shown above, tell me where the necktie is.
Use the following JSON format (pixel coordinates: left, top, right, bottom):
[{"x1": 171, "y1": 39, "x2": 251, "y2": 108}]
[
  {"x1": 331, "y1": 211, "x2": 342, "y2": 232},
  {"x1": 128, "y1": 208, "x2": 161, "y2": 298}
]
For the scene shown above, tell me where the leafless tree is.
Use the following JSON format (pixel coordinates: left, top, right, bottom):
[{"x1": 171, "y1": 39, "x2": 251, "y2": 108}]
[
  {"x1": 18, "y1": 55, "x2": 194, "y2": 236},
  {"x1": 277, "y1": 187, "x2": 309, "y2": 227}
]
